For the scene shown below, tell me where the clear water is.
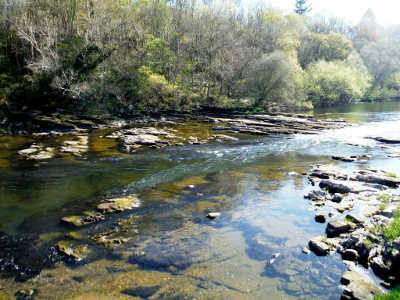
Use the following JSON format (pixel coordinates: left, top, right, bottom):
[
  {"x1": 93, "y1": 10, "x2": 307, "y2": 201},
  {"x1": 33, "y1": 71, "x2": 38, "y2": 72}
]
[{"x1": 1, "y1": 102, "x2": 400, "y2": 299}]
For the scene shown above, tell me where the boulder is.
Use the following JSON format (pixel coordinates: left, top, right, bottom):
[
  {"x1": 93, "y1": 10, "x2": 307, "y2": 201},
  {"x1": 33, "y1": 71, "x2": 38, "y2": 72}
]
[
  {"x1": 97, "y1": 195, "x2": 140, "y2": 213},
  {"x1": 341, "y1": 270, "x2": 383, "y2": 300},
  {"x1": 332, "y1": 155, "x2": 356, "y2": 162},
  {"x1": 326, "y1": 220, "x2": 351, "y2": 237},
  {"x1": 342, "y1": 249, "x2": 360, "y2": 261},
  {"x1": 320, "y1": 180, "x2": 351, "y2": 194},
  {"x1": 309, "y1": 237, "x2": 330, "y2": 255},
  {"x1": 315, "y1": 212, "x2": 328, "y2": 223}
]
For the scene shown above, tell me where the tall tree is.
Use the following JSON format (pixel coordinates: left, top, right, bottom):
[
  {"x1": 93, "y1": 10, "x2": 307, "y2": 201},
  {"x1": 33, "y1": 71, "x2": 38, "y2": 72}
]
[{"x1": 294, "y1": 0, "x2": 311, "y2": 16}]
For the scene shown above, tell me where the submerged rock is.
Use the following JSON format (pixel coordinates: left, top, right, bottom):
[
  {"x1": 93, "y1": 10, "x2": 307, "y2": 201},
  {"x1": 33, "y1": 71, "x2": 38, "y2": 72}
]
[
  {"x1": 97, "y1": 195, "x2": 140, "y2": 213},
  {"x1": 15, "y1": 289, "x2": 36, "y2": 300},
  {"x1": 56, "y1": 240, "x2": 90, "y2": 262},
  {"x1": 18, "y1": 144, "x2": 55, "y2": 161},
  {"x1": 61, "y1": 211, "x2": 105, "y2": 227}
]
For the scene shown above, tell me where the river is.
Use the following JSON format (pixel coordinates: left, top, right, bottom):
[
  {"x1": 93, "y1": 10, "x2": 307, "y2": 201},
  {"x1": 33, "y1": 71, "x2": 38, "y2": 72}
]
[{"x1": 1, "y1": 102, "x2": 400, "y2": 299}]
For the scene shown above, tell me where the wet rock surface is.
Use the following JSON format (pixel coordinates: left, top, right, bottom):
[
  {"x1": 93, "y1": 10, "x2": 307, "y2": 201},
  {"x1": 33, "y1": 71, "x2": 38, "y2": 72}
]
[{"x1": 209, "y1": 114, "x2": 347, "y2": 136}]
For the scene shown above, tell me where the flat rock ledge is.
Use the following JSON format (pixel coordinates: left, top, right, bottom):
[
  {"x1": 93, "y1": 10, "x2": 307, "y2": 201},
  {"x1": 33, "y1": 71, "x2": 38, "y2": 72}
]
[{"x1": 304, "y1": 164, "x2": 400, "y2": 299}]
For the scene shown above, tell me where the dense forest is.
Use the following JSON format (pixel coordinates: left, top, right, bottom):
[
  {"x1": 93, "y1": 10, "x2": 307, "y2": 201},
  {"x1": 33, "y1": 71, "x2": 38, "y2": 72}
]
[{"x1": 1, "y1": 0, "x2": 400, "y2": 115}]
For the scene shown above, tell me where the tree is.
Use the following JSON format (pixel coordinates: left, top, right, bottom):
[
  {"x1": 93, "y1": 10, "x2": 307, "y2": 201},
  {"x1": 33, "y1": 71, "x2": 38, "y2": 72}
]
[
  {"x1": 298, "y1": 32, "x2": 353, "y2": 68},
  {"x1": 246, "y1": 51, "x2": 309, "y2": 110},
  {"x1": 305, "y1": 59, "x2": 371, "y2": 107},
  {"x1": 294, "y1": 0, "x2": 311, "y2": 16}
]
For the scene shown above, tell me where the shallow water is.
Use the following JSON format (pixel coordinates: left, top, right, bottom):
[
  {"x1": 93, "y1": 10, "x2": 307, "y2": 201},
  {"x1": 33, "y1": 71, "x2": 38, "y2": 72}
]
[{"x1": 1, "y1": 102, "x2": 400, "y2": 299}]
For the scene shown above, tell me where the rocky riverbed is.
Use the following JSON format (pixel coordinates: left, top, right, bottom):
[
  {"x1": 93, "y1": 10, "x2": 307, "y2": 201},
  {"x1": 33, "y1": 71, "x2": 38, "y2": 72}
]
[
  {"x1": 3, "y1": 104, "x2": 400, "y2": 299},
  {"x1": 304, "y1": 162, "x2": 400, "y2": 299},
  {"x1": 2, "y1": 112, "x2": 348, "y2": 161}
]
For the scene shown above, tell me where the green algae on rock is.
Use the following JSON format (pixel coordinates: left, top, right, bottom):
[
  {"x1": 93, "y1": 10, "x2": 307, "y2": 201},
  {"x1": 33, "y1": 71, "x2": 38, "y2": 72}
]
[
  {"x1": 61, "y1": 211, "x2": 105, "y2": 227},
  {"x1": 56, "y1": 240, "x2": 90, "y2": 262},
  {"x1": 96, "y1": 195, "x2": 141, "y2": 213}
]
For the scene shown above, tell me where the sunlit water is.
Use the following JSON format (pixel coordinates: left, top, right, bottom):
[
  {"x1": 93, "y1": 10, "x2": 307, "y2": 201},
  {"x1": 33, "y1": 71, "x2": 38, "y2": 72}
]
[{"x1": 1, "y1": 102, "x2": 400, "y2": 299}]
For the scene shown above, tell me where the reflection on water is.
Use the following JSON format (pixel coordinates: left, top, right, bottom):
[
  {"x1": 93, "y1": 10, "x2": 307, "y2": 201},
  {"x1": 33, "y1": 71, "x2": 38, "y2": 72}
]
[{"x1": 1, "y1": 102, "x2": 400, "y2": 299}]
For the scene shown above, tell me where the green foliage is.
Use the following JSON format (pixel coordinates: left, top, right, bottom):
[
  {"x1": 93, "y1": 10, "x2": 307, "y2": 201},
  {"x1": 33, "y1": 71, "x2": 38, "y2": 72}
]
[
  {"x1": 247, "y1": 51, "x2": 309, "y2": 110},
  {"x1": 374, "y1": 286, "x2": 400, "y2": 300},
  {"x1": 0, "y1": 0, "x2": 398, "y2": 114},
  {"x1": 385, "y1": 172, "x2": 398, "y2": 178},
  {"x1": 378, "y1": 193, "x2": 391, "y2": 211},
  {"x1": 305, "y1": 59, "x2": 371, "y2": 107},
  {"x1": 299, "y1": 32, "x2": 353, "y2": 68},
  {"x1": 383, "y1": 210, "x2": 400, "y2": 242}
]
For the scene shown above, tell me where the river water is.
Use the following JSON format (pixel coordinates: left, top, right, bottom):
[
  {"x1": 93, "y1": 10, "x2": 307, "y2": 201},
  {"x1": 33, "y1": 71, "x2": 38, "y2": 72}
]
[{"x1": 1, "y1": 102, "x2": 400, "y2": 299}]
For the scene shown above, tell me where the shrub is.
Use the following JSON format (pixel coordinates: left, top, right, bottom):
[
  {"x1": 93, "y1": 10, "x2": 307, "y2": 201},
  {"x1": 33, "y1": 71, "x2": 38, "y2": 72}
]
[
  {"x1": 305, "y1": 59, "x2": 371, "y2": 107},
  {"x1": 246, "y1": 51, "x2": 310, "y2": 109}
]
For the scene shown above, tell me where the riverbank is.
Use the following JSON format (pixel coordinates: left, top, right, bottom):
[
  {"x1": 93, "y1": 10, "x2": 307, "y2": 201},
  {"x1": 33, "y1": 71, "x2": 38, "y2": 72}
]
[{"x1": 304, "y1": 162, "x2": 400, "y2": 299}]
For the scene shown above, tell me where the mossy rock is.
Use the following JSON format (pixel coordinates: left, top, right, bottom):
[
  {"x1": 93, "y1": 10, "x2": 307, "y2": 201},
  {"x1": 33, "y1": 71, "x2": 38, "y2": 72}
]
[
  {"x1": 97, "y1": 195, "x2": 140, "y2": 213},
  {"x1": 56, "y1": 240, "x2": 90, "y2": 261},
  {"x1": 61, "y1": 211, "x2": 105, "y2": 227}
]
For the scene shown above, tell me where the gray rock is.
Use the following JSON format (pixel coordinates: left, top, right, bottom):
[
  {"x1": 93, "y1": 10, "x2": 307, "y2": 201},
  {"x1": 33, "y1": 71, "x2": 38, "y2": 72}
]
[
  {"x1": 326, "y1": 220, "x2": 351, "y2": 237},
  {"x1": 371, "y1": 256, "x2": 391, "y2": 279},
  {"x1": 342, "y1": 249, "x2": 360, "y2": 261},
  {"x1": 320, "y1": 180, "x2": 351, "y2": 194},
  {"x1": 346, "y1": 214, "x2": 365, "y2": 225},
  {"x1": 309, "y1": 237, "x2": 330, "y2": 255},
  {"x1": 332, "y1": 193, "x2": 343, "y2": 203},
  {"x1": 341, "y1": 270, "x2": 383, "y2": 300},
  {"x1": 332, "y1": 155, "x2": 357, "y2": 162},
  {"x1": 315, "y1": 212, "x2": 328, "y2": 223}
]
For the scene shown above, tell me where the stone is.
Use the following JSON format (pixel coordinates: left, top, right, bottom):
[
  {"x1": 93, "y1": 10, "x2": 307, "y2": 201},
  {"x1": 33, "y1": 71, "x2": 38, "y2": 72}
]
[
  {"x1": 61, "y1": 211, "x2": 104, "y2": 227},
  {"x1": 315, "y1": 212, "x2": 328, "y2": 223},
  {"x1": 332, "y1": 155, "x2": 356, "y2": 162},
  {"x1": 370, "y1": 256, "x2": 391, "y2": 279},
  {"x1": 369, "y1": 136, "x2": 400, "y2": 144},
  {"x1": 342, "y1": 249, "x2": 360, "y2": 261},
  {"x1": 309, "y1": 237, "x2": 330, "y2": 255},
  {"x1": 56, "y1": 240, "x2": 90, "y2": 261},
  {"x1": 304, "y1": 190, "x2": 326, "y2": 201},
  {"x1": 354, "y1": 171, "x2": 400, "y2": 188},
  {"x1": 15, "y1": 289, "x2": 36, "y2": 300},
  {"x1": 332, "y1": 193, "x2": 343, "y2": 203},
  {"x1": 341, "y1": 270, "x2": 383, "y2": 300},
  {"x1": 326, "y1": 220, "x2": 351, "y2": 237},
  {"x1": 346, "y1": 214, "x2": 365, "y2": 225},
  {"x1": 207, "y1": 212, "x2": 221, "y2": 219},
  {"x1": 320, "y1": 180, "x2": 351, "y2": 194},
  {"x1": 97, "y1": 195, "x2": 140, "y2": 213}
]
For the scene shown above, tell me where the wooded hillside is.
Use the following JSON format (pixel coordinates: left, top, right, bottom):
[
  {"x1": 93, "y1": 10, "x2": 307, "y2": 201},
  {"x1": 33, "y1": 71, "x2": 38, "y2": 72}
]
[{"x1": 1, "y1": 0, "x2": 400, "y2": 115}]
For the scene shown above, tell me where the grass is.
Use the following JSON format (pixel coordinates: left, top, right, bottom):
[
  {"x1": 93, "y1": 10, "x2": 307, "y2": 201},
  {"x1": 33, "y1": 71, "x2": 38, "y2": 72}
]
[
  {"x1": 369, "y1": 210, "x2": 400, "y2": 243},
  {"x1": 383, "y1": 217, "x2": 400, "y2": 243},
  {"x1": 374, "y1": 286, "x2": 400, "y2": 299},
  {"x1": 378, "y1": 193, "x2": 392, "y2": 211},
  {"x1": 363, "y1": 237, "x2": 376, "y2": 249},
  {"x1": 385, "y1": 172, "x2": 398, "y2": 178}
]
